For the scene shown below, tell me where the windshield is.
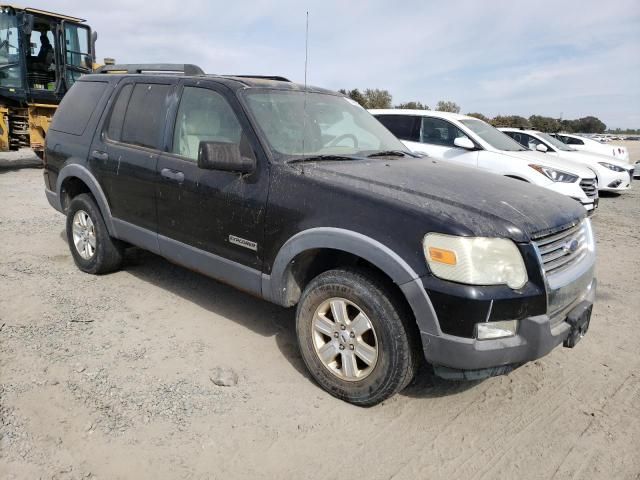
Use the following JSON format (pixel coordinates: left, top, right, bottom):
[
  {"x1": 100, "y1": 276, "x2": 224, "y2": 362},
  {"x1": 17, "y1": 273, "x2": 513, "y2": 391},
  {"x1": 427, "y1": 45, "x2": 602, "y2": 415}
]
[
  {"x1": 0, "y1": 11, "x2": 23, "y2": 88},
  {"x1": 460, "y1": 119, "x2": 527, "y2": 151},
  {"x1": 536, "y1": 132, "x2": 574, "y2": 151},
  {"x1": 243, "y1": 90, "x2": 407, "y2": 159}
]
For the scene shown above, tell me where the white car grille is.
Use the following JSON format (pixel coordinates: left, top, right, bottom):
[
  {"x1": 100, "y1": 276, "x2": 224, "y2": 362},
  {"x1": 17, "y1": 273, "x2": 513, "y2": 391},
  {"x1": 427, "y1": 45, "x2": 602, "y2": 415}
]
[{"x1": 580, "y1": 178, "x2": 598, "y2": 199}]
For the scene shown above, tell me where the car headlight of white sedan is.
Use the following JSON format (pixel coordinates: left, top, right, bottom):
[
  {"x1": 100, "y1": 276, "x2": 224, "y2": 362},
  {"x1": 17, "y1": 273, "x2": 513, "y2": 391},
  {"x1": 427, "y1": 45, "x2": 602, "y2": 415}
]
[
  {"x1": 598, "y1": 162, "x2": 627, "y2": 172},
  {"x1": 529, "y1": 164, "x2": 579, "y2": 183},
  {"x1": 422, "y1": 233, "x2": 528, "y2": 289}
]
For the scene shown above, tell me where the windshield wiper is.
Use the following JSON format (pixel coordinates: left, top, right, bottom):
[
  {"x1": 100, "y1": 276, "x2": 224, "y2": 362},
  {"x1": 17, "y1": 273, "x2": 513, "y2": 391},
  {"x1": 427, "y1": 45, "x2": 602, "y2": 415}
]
[
  {"x1": 366, "y1": 150, "x2": 416, "y2": 158},
  {"x1": 287, "y1": 154, "x2": 363, "y2": 164}
]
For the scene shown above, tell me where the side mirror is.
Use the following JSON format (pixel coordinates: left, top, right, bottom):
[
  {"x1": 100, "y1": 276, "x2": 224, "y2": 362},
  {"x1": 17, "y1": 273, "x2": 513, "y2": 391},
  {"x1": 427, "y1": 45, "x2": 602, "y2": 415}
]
[
  {"x1": 453, "y1": 137, "x2": 475, "y2": 150},
  {"x1": 536, "y1": 143, "x2": 548, "y2": 152},
  {"x1": 197, "y1": 141, "x2": 256, "y2": 173}
]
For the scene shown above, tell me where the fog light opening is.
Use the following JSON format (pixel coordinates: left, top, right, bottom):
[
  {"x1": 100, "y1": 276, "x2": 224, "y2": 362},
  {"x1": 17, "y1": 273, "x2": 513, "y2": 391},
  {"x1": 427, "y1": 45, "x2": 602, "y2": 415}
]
[{"x1": 476, "y1": 320, "x2": 519, "y2": 340}]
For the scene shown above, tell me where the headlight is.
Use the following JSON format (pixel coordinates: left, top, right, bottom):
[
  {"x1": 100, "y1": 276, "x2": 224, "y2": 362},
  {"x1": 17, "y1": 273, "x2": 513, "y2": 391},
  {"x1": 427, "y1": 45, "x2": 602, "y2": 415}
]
[
  {"x1": 598, "y1": 162, "x2": 626, "y2": 172},
  {"x1": 423, "y1": 233, "x2": 528, "y2": 289},
  {"x1": 529, "y1": 164, "x2": 578, "y2": 183}
]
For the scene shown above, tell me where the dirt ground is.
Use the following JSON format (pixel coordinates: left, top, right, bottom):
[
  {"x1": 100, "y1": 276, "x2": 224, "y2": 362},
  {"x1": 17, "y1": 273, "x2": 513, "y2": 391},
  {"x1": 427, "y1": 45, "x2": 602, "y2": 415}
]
[{"x1": 1, "y1": 165, "x2": 639, "y2": 480}]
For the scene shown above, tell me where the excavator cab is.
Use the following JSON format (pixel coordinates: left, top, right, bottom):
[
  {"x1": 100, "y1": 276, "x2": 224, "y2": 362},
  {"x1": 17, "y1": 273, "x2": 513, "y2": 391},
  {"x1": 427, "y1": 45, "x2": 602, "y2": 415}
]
[{"x1": 0, "y1": 5, "x2": 96, "y2": 154}]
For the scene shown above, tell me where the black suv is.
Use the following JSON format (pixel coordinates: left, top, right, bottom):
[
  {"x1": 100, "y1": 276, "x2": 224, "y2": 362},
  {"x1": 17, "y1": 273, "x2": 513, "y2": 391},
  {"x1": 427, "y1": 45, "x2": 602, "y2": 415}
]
[{"x1": 43, "y1": 64, "x2": 596, "y2": 406}]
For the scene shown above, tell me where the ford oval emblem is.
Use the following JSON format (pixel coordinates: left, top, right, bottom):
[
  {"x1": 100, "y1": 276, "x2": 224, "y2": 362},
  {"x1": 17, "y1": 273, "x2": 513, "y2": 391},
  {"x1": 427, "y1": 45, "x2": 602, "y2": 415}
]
[{"x1": 563, "y1": 239, "x2": 579, "y2": 254}]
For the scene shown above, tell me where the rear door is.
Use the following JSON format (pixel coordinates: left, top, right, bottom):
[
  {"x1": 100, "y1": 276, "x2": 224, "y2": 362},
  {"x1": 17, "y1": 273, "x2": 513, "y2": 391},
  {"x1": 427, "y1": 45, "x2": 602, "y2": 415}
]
[
  {"x1": 89, "y1": 78, "x2": 175, "y2": 243},
  {"x1": 155, "y1": 80, "x2": 270, "y2": 274}
]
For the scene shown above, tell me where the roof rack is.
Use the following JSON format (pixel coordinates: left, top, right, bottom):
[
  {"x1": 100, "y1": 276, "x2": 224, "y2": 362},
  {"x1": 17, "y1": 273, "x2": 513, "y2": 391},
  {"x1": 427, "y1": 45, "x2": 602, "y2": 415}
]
[
  {"x1": 229, "y1": 75, "x2": 291, "y2": 82},
  {"x1": 96, "y1": 64, "x2": 205, "y2": 76}
]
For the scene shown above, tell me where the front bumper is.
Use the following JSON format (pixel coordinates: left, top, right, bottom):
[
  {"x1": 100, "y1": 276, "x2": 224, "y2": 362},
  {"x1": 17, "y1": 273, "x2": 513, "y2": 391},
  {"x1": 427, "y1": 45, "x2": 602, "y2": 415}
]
[
  {"x1": 597, "y1": 168, "x2": 632, "y2": 192},
  {"x1": 420, "y1": 278, "x2": 595, "y2": 372}
]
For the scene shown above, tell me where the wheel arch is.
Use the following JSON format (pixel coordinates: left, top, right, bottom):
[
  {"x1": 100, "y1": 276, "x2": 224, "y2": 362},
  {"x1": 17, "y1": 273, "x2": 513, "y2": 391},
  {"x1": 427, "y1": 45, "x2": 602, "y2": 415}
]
[
  {"x1": 263, "y1": 228, "x2": 440, "y2": 336},
  {"x1": 56, "y1": 164, "x2": 115, "y2": 235}
]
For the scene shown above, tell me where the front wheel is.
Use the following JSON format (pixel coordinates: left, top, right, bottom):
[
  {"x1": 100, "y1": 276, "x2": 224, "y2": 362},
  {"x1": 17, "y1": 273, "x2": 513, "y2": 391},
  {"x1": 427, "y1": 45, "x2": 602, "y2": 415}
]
[{"x1": 296, "y1": 268, "x2": 418, "y2": 406}]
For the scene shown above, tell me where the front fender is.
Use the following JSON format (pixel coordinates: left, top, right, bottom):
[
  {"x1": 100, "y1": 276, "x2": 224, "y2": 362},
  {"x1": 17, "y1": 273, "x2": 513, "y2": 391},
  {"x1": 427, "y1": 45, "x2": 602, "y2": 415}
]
[{"x1": 263, "y1": 227, "x2": 441, "y2": 335}]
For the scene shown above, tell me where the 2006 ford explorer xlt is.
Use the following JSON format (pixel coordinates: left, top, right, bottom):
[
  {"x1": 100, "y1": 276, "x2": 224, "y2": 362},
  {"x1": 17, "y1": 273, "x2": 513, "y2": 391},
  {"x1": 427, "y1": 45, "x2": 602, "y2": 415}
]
[{"x1": 43, "y1": 65, "x2": 596, "y2": 406}]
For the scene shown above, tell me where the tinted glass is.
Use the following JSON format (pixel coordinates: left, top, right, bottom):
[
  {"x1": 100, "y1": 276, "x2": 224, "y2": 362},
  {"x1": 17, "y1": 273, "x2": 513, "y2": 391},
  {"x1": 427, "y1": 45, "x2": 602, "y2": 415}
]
[
  {"x1": 565, "y1": 136, "x2": 584, "y2": 145},
  {"x1": 64, "y1": 24, "x2": 91, "y2": 69},
  {"x1": 173, "y1": 87, "x2": 243, "y2": 160},
  {"x1": 106, "y1": 84, "x2": 133, "y2": 141},
  {"x1": 537, "y1": 132, "x2": 573, "y2": 151},
  {"x1": 420, "y1": 117, "x2": 468, "y2": 146},
  {"x1": 121, "y1": 83, "x2": 170, "y2": 149},
  {"x1": 244, "y1": 91, "x2": 406, "y2": 158},
  {"x1": 375, "y1": 115, "x2": 418, "y2": 141},
  {"x1": 50, "y1": 81, "x2": 108, "y2": 135},
  {"x1": 459, "y1": 119, "x2": 526, "y2": 151},
  {"x1": 0, "y1": 12, "x2": 21, "y2": 88}
]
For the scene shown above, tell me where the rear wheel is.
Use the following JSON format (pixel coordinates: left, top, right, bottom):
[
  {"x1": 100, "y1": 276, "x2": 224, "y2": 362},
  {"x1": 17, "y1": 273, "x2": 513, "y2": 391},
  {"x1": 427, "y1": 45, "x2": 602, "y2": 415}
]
[
  {"x1": 66, "y1": 193, "x2": 124, "y2": 274},
  {"x1": 296, "y1": 268, "x2": 418, "y2": 406}
]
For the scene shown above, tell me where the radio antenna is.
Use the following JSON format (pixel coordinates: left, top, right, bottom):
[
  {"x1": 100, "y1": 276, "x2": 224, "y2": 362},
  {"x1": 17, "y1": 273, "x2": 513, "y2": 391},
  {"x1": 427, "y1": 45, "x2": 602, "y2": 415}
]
[{"x1": 301, "y1": 11, "x2": 309, "y2": 175}]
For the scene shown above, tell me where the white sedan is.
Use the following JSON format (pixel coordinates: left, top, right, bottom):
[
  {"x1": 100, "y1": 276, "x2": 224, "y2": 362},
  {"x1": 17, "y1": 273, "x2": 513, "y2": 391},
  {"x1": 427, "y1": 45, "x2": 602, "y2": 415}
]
[
  {"x1": 370, "y1": 109, "x2": 599, "y2": 213},
  {"x1": 551, "y1": 133, "x2": 630, "y2": 163},
  {"x1": 500, "y1": 128, "x2": 633, "y2": 193}
]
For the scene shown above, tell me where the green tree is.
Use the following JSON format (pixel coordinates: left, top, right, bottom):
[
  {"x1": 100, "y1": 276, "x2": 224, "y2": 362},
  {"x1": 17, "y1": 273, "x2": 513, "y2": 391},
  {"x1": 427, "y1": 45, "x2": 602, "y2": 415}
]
[
  {"x1": 529, "y1": 115, "x2": 561, "y2": 132},
  {"x1": 396, "y1": 101, "x2": 429, "y2": 110},
  {"x1": 363, "y1": 89, "x2": 392, "y2": 109},
  {"x1": 490, "y1": 115, "x2": 530, "y2": 128},
  {"x1": 466, "y1": 112, "x2": 489, "y2": 122},
  {"x1": 573, "y1": 116, "x2": 606, "y2": 133},
  {"x1": 435, "y1": 100, "x2": 460, "y2": 113}
]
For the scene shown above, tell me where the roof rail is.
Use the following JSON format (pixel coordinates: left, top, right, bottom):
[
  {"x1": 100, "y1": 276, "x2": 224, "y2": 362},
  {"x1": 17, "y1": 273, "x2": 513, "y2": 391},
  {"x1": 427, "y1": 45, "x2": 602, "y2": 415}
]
[
  {"x1": 96, "y1": 64, "x2": 205, "y2": 75},
  {"x1": 229, "y1": 75, "x2": 291, "y2": 82}
]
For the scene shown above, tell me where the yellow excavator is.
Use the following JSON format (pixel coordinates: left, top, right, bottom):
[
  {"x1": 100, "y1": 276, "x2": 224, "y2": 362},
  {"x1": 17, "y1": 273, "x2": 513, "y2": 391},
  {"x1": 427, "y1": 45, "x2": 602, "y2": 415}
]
[{"x1": 0, "y1": 5, "x2": 103, "y2": 158}]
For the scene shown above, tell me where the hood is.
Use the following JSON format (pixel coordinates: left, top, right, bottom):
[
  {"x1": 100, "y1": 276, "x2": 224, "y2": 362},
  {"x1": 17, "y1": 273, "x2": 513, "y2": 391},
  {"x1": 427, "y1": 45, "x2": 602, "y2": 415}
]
[
  {"x1": 304, "y1": 157, "x2": 585, "y2": 242},
  {"x1": 499, "y1": 150, "x2": 596, "y2": 179}
]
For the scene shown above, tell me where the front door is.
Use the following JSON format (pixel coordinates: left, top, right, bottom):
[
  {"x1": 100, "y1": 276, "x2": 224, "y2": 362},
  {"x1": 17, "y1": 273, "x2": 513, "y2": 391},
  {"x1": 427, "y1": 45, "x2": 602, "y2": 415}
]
[
  {"x1": 406, "y1": 116, "x2": 479, "y2": 168},
  {"x1": 155, "y1": 81, "x2": 270, "y2": 280}
]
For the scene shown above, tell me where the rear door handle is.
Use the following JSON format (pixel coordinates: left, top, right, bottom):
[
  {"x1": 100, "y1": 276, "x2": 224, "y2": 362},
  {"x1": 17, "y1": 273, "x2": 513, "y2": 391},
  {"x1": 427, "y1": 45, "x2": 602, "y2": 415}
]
[
  {"x1": 160, "y1": 168, "x2": 185, "y2": 183},
  {"x1": 91, "y1": 150, "x2": 109, "y2": 162}
]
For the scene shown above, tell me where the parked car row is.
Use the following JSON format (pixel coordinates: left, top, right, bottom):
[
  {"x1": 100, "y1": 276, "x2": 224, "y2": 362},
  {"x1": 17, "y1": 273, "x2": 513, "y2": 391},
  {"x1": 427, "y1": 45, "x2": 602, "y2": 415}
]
[
  {"x1": 43, "y1": 67, "x2": 597, "y2": 405},
  {"x1": 499, "y1": 128, "x2": 634, "y2": 192},
  {"x1": 551, "y1": 133, "x2": 630, "y2": 163},
  {"x1": 371, "y1": 110, "x2": 600, "y2": 212}
]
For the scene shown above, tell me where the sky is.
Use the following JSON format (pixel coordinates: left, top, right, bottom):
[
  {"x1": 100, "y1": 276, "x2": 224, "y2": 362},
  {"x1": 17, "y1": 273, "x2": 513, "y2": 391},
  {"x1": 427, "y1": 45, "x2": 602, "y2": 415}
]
[{"x1": 43, "y1": 0, "x2": 640, "y2": 128}]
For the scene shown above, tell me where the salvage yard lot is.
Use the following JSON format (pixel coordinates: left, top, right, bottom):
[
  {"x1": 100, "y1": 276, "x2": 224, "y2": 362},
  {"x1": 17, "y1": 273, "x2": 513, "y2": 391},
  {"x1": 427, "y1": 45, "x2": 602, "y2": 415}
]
[{"x1": 1, "y1": 166, "x2": 639, "y2": 480}]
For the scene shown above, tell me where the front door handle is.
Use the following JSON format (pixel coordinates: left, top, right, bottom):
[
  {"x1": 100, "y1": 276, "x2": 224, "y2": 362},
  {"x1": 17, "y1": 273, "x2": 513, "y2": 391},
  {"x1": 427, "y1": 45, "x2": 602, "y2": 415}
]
[
  {"x1": 91, "y1": 150, "x2": 109, "y2": 162},
  {"x1": 160, "y1": 168, "x2": 185, "y2": 183}
]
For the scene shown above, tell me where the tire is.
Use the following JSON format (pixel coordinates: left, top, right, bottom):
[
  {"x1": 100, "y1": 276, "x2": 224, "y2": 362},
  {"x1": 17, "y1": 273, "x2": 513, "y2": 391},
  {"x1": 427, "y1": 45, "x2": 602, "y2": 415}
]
[
  {"x1": 65, "y1": 193, "x2": 124, "y2": 274},
  {"x1": 296, "y1": 268, "x2": 419, "y2": 406}
]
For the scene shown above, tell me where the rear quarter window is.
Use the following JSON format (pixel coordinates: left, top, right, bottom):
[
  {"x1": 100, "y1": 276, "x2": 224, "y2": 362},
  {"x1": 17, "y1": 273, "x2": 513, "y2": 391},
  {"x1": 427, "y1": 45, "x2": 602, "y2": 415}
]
[{"x1": 50, "y1": 81, "x2": 109, "y2": 136}]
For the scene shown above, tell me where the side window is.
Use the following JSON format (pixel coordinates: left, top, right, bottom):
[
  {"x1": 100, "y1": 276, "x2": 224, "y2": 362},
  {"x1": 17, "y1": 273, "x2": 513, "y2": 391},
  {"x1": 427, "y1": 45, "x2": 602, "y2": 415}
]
[
  {"x1": 121, "y1": 83, "x2": 171, "y2": 150},
  {"x1": 567, "y1": 137, "x2": 584, "y2": 145},
  {"x1": 420, "y1": 117, "x2": 468, "y2": 147},
  {"x1": 506, "y1": 131, "x2": 527, "y2": 147},
  {"x1": 172, "y1": 87, "x2": 244, "y2": 161},
  {"x1": 521, "y1": 134, "x2": 543, "y2": 150},
  {"x1": 50, "y1": 81, "x2": 108, "y2": 135},
  {"x1": 375, "y1": 115, "x2": 419, "y2": 141},
  {"x1": 105, "y1": 84, "x2": 133, "y2": 141}
]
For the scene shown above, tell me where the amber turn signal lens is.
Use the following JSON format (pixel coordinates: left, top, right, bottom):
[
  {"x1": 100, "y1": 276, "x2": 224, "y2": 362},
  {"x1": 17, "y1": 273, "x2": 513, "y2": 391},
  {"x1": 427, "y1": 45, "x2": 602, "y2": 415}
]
[{"x1": 428, "y1": 247, "x2": 457, "y2": 265}]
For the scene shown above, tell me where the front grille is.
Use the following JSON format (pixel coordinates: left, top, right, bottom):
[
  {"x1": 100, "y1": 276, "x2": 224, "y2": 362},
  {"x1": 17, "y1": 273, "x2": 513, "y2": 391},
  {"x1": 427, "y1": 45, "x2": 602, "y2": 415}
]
[
  {"x1": 580, "y1": 178, "x2": 598, "y2": 199},
  {"x1": 533, "y1": 221, "x2": 589, "y2": 275}
]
